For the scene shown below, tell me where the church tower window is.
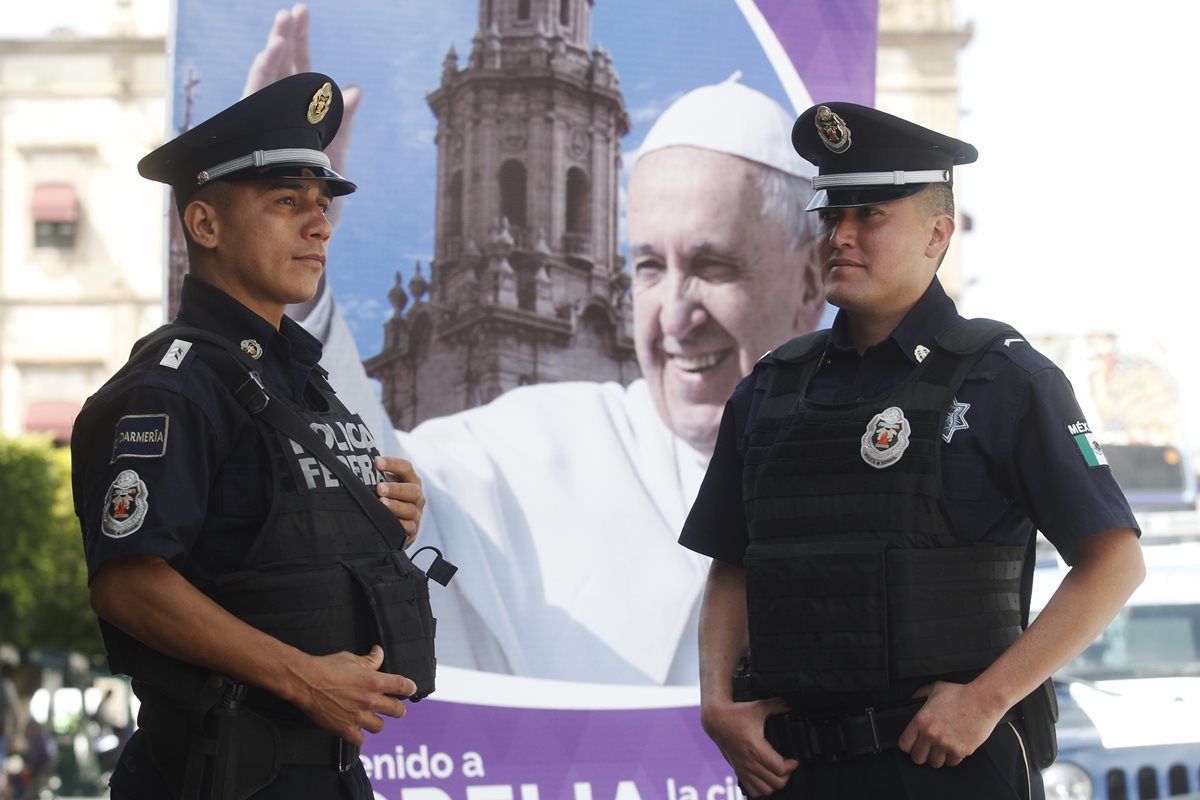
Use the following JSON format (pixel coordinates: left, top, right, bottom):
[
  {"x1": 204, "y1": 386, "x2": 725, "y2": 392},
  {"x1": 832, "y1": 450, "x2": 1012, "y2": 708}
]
[{"x1": 499, "y1": 160, "x2": 527, "y2": 229}]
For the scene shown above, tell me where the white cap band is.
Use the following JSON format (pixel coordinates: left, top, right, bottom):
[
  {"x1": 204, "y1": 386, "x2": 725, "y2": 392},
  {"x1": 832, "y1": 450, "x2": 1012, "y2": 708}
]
[
  {"x1": 811, "y1": 169, "x2": 951, "y2": 190},
  {"x1": 196, "y1": 147, "x2": 333, "y2": 185}
]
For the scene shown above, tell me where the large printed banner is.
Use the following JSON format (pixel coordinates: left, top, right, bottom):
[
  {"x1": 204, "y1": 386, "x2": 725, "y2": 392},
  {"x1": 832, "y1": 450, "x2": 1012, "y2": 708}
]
[
  {"x1": 370, "y1": 670, "x2": 724, "y2": 799},
  {"x1": 169, "y1": 2, "x2": 878, "y2": 796}
]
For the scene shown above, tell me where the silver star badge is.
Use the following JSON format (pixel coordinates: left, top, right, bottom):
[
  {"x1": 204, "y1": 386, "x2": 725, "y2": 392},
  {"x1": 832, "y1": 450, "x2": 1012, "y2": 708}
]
[{"x1": 943, "y1": 398, "x2": 971, "y2": 443}]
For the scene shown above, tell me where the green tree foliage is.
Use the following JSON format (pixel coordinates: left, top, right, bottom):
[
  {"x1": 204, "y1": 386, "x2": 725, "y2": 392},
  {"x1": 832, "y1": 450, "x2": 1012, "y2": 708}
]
[{"x1": 0, "y1": 437, "x2": 101, "y2": 655}]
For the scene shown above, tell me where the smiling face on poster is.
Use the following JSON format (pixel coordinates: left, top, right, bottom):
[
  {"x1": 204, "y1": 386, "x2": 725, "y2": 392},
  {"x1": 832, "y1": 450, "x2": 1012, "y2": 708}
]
[{"x1": 166, "y1": 0, "x2": 878, "y2": 795}]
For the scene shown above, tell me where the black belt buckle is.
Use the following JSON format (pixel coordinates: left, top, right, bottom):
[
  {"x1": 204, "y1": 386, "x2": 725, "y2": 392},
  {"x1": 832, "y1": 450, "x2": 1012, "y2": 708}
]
[{"x1": 335, "y1": 738, "x2": 360, "y2": 773}]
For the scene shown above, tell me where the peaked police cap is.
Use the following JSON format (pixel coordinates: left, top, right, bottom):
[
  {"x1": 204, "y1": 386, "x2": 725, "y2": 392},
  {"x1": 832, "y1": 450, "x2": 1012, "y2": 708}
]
[
  {"x1": 791, "y1": 102, "x2": 976, "y2": 210},
  {"x1": 138, "y1": 72, "x2": 356, "y2": 209}
]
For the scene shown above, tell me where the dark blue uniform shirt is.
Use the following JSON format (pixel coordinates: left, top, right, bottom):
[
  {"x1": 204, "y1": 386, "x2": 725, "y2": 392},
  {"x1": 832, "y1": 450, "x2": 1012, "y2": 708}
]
[
  {"x1": 680, "y1": 278, "x2": 1139, "y2": 567},
  {"x1": 72, "y1": 275, "x2": 325, "y2": 586}
]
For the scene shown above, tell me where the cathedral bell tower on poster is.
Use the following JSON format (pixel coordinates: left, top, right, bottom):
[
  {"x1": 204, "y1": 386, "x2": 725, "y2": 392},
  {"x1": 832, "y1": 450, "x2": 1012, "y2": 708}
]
[{"x1": 365, "y1": 0, "x2": 635, "y2": 430}]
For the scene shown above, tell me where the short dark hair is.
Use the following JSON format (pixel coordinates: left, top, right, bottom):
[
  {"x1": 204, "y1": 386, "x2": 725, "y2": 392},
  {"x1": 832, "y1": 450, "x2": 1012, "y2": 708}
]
[{"x1": 919, "y1": 183, "x2": 955, "y2": 219}]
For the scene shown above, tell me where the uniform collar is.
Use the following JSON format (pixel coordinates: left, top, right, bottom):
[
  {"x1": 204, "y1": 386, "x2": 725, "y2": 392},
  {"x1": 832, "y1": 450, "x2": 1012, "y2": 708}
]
[
  {"x1": 827, "y1": 277, "x2": 961, "y2": 364},
  {"x1": 889, "y1": 277, "x2": 961, "y2": 364},
  {"x1": 176, "y1": 275, "x2": 323, "y2": 368}
]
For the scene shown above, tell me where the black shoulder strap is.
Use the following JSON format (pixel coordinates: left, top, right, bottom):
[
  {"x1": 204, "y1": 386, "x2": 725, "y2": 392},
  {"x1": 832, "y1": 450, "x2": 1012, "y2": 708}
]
[
  {"x1": 770, "y1": 330, "x2": 831, "y2": 363},
  {"x1": 934, "y1": 317, "x2": 1019, "y2": 355}
]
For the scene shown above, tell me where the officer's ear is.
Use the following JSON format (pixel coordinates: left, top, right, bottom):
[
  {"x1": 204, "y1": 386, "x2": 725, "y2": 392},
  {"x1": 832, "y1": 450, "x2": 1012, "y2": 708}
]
[
  {"x1": 182, "y1": 182, "x2": 234, "y2": 251},
  {"x1": 182, "y1": 199, "x2": 221, "y2": 251},
  {"x1": 924, "y1": 213, "x2": 955, "y2": 262}
]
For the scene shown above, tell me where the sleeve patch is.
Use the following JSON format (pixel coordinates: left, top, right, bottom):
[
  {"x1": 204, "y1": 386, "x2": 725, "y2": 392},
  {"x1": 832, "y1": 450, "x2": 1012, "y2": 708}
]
[
  {"x1": 101, "y1": 469, "x2": 149, "y2": 538},
  {"x1": 1065, "y1": 419, "x2": 1109, "y2": 468},
  {"x1": 111, "y1": 413, "x2": 169, "y2": 462}
]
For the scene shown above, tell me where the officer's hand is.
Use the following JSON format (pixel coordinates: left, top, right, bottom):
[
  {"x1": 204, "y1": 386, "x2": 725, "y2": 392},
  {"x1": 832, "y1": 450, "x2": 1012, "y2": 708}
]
[
  {"x1": 375, "y1": 456, "x2": 425, "y2": 547},
  {"x1": 700, "y1": 697, "x2": 798, "y2": 798},
  {"x1": 897, "y1": 681, "x2": 1002, "y2": 768},
  {"x1": 243, "y1": 4, "x2": 361, "y2": 221},
  {"x1": 293, "y1": 645, "x2": 417, "y2": 746}
]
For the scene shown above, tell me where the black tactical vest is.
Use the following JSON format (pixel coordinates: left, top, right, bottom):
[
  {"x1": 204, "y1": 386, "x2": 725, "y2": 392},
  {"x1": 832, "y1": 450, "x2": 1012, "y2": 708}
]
[
  {"x1": 103, "y1": 325, "x2": 439, "y2": 714},
  {"x1": 742, "y1": 319, "x2": 1027, "y2": 711}
]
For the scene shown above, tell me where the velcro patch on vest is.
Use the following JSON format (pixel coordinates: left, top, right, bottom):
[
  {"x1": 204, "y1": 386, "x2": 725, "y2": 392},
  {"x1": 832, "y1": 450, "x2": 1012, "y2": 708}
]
[
  {"x1": 1065, "y1": 419, "x2": 1108, "y2": 468},
  {"x1": 111, "y1": 414, "x2": 169, "y2": 462},
  {"x1": 101, "y1": 469, "x2": 149, "y2": 538},
  {"x1": 284, "y1": 420, "x2": 386, "y2": 493},
  {"x1": 861, "y1": 406, "x2": 911, "y2": 469}
]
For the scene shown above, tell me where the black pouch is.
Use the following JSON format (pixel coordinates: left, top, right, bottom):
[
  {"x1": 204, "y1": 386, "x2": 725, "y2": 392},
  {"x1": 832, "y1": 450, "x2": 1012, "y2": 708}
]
[
  {"x1": 206, "y1": 705, "x2": 282, "y2": 800},
  {"x1": 345, "y1": 553, "x2": 437, "y2": 699},
  {"x1": 744, "y1": 540, "x2": 890, "y2": 697},
  {"x1": 1016, "y1": 676, "x2": 1059, "y2": 769}
]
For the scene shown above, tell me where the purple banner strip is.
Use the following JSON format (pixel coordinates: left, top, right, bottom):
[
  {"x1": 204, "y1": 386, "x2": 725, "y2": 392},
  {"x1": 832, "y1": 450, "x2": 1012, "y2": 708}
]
[
  {"x1": 756, "y1": 0, "x2": 879, "y2": 105},
  {"x1": 363, "y1": 698, "x2": 735, "y2": 799}
]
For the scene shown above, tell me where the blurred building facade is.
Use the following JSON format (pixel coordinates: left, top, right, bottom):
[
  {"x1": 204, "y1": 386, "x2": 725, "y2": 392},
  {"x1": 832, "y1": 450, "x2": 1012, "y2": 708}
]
[{"x1": 0, "y1": 0, "x2": 167, "y2": 442}]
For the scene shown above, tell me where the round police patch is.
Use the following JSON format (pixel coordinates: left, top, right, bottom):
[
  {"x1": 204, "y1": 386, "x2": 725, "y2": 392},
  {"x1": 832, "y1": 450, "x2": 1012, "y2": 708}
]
[
  {"x1": 101, "y1": 469, "x2": 149, "y2": 538},
  {"x1": 861, "y1": 406, "x2": 911, "y2": 469}
]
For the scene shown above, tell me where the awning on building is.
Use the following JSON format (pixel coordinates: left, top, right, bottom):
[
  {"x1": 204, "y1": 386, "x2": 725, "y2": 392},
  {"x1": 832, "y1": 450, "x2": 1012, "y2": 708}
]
[
  {"x1": 25, "y1": 400, "x2": 81, "y2": 442},
  {"x1": 31, "y1": 184, "x2": 79, "y2": 223}
]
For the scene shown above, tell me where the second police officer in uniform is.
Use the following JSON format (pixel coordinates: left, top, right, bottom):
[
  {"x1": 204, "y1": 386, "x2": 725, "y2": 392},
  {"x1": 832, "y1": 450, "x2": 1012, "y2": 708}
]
[
  {"x1": 681, "y1": 103, "x2": 1146, "y2": 799},
  {"x1": 72, "y1": 73, "x2": 454, "y2": 799}
]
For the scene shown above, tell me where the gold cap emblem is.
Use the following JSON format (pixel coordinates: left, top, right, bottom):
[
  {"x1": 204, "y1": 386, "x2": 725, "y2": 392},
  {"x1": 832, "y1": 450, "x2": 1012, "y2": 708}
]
[
  {"x1": 816, "y1": 105, "x2": 851, "y2": 154},
  {"x1": 307, "y1": 82, "x2": 333, "y2": 125}
]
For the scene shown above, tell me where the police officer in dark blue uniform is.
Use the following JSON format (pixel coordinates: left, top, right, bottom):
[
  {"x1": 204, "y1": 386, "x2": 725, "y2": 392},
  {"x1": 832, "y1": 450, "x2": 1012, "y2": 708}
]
[
  {"x1": 680, "y1": 103, "x2": 1146, "y2": 799},
  {"x1": 71, "y1": 73, "x2": 444, "y2": 799}
]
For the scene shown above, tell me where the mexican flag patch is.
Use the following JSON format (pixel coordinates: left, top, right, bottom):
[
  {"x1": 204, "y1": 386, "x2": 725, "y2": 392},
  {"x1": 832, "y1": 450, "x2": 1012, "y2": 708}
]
[{"x1": 1065, "y1": 420, "x2": 1108, "y2": 468}]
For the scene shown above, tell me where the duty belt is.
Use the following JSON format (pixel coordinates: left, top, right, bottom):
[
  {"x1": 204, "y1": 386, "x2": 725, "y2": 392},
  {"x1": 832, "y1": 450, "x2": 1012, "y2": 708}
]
[
  {"x1": 764, "y1": 699, "x2": 1019, "y2": 761},
  {"x1": 279, "y1": 727, "x2": 362, "y2": 773}
]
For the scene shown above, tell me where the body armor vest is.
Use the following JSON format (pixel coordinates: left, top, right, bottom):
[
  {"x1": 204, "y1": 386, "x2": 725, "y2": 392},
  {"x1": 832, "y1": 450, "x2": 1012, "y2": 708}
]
[
  {"x1": 742, "y1": 318, "x2": 1026, "y2": 711},
  {"x1": 103, "y1": 325, "x2": 440, "y2": 715}
]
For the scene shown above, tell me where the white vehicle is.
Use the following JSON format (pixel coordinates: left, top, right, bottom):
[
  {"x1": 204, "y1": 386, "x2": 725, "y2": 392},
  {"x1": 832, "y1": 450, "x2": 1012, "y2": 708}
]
[{"x1": 1033, "y1": 535, "x2": 1200, "y2": 800}]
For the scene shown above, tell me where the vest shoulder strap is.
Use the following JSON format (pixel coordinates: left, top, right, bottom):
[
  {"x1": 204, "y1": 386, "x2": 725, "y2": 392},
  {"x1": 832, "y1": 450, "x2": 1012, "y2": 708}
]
[
  {"x1": 770, "y1": 330, "x2": 831, "y2": 363},
  {"x1": 934, "y1": 317, "x2": 1020, "y2": 355}
]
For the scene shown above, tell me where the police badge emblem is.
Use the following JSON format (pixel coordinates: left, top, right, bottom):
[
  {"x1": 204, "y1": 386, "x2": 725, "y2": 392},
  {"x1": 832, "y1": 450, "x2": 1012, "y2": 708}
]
[
  {"x1": 815, "y1": 105, "x2": 852, "y2": 154},
  {"x1": 307, "y1": 81, "x2": 333, "y2": 124},
  {"x1": 240, "y1": 339, "x2": 263, "y2": 360},
  {"x1": 861, "y1": 406, "x2": 911, "y2": 469},
  {"x1": 943, "y1": 398, "x2": 970, "y2": 443},
  {"x1": 101, "y1": 469, "x2": 149, "y2": 538}
]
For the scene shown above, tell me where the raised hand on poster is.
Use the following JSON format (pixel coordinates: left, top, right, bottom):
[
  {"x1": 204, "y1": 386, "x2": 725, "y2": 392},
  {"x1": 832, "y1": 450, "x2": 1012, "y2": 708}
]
[{"x1": 244, "y1": 3, "x2": 361, "y2": 219}]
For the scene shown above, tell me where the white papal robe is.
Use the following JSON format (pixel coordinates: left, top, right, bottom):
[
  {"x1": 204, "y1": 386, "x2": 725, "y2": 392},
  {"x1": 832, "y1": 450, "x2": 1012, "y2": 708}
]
[{"x1": 302, "y1": 290, "x2": 711, "y2": 685}]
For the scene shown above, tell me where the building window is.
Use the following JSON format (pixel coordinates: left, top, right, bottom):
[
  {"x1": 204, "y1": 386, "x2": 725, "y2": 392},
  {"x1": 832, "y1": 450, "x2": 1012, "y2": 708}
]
[
  {"x1": 32, "y1": 184, "x2": 79, "y2": 249},
  {"x1": 499, "y1": 160, "x2": 527, "y2": 229},
  {"x1": 565, "y1": 168, "x2": 590, "y2": 233},
  {"x1": 560, "y1": 0, "x2": 570, "y2": 25},
  {"x1": 447, "y1": 171, "x2": 464, "y2": 238},
  {"x1": 518, "y1": 0, "x2": 531, "y2": 20}
]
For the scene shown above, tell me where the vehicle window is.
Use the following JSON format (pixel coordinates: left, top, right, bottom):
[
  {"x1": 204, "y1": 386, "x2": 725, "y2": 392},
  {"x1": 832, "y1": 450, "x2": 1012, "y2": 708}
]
[{"x1": 1060, "y1": 604, "x2": 1200, "y2": 680}]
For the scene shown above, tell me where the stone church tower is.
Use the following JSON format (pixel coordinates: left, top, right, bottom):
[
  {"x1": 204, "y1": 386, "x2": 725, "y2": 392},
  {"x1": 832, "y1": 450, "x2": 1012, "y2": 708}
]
[{"x1": 365, "y1": 0, "x2": 634, "y2": 429}]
